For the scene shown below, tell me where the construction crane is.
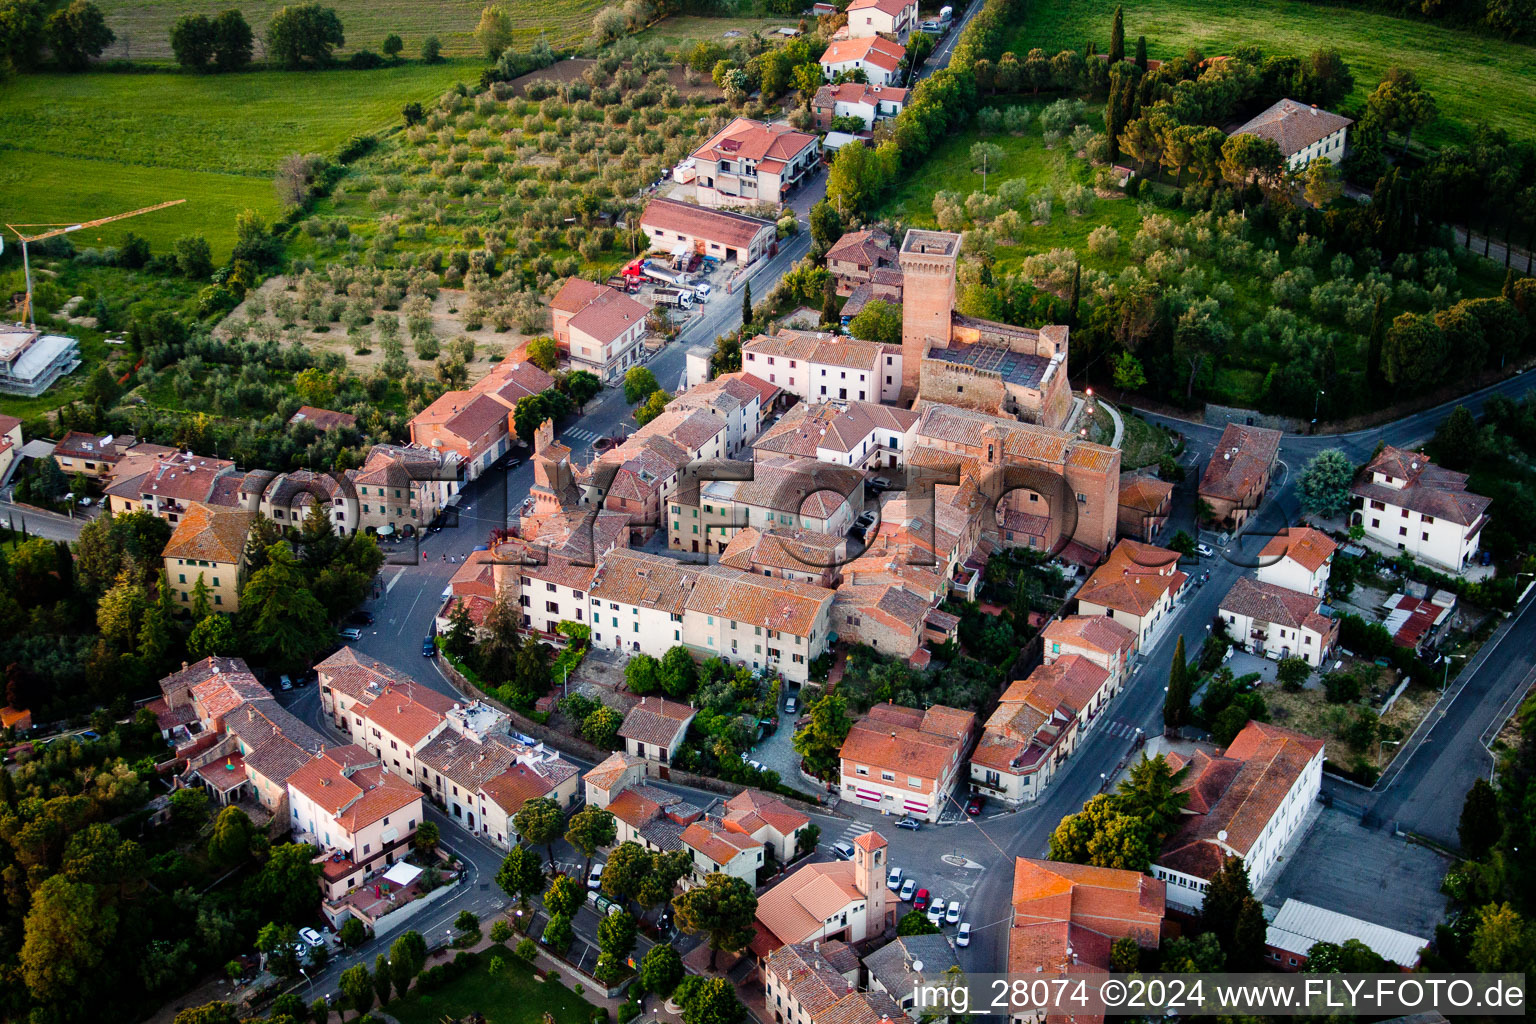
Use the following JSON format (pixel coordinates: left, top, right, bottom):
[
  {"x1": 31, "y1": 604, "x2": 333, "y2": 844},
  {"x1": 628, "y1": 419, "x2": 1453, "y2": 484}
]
[{"x1": 5, "y1": 199, "x2": 186, "y2": 328}]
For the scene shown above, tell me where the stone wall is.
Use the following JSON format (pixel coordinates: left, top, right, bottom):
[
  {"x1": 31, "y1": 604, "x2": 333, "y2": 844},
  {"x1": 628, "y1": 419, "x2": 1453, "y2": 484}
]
[
  {"x1": 1204, "y1": 403, "x2": 1303, "y2": 433},
  {"x1": 917, "y1": 357, "x2": 1006, "y2": 414}
]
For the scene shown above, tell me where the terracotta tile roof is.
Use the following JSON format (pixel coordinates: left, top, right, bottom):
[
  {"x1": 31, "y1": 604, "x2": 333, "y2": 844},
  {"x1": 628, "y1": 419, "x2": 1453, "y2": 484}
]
[
  {"x1": 288, "y1": 406, "x2": 357, "y2": 431},
  {"x1": 754, "y1": 859, "x2": 865, "y2": 949},
  {"x1": 361, "y1": 686, "x2": 447, "y2": 746},
  {"x1": 743, "y1": 329, "x2": 886, "y2": 372},
  {"x1": 715, "y1": 371, "x2": 781, "y2": 408},
  {"x1": 1159, "y1": 721, "x2": 1323, "y2": 875},
  {"x1": 825, "y1": 228, "x2": 893, "y2": 267},
  {"x1": 722, "y1": 789, "x2": 809, "y2": 837},
  {"x1": 686, "y1": 564, "x2": 833, "y2": 636},
  {"x1": 1076, "y1": 539, "x2": 1186, "y2": 617},
  {"x1": 289, "y1": 746, "x2": 419, "y2": 833},
  {"x1": 698, "y1": 458, "x2": 863, "y2": 517},
  {"x1": 412, "y1": 390, "x2": 511, "y2": 450},
  {"x1": 815, "y1": 991, "x2": 905, "y2": 1024},
  {"x1": 159, "y1": 656, "x2": 252, "y2": 701},
  {"x1": 1200, "y1": 423, "x2": 1281, "y2": 503},
  {"x1": 317, "y1": 648, "x2": 454, "y2": 712},
  {"x1": 1351, "y1": 445, "x2": 1491, "y2": 526},
  {"x1": 244, "y1": 734, "x2": 319, "y2": 786},
  {"x1": 640, "y1": 197, "x2": 776, "y2": 250},
  {"x1": 1232, "y1": 98, "x2": 1353, "y2": 157},
  {"x1": 481, "y1": 762, "x2": 556, "y2": 812},
  {"x1": 1009, "y1": 655, "x2": 1109, "y2": 716},
  {"x1": 416, "y1": 730, "x2": 518, "y2": 791},
  {"x1": 1041, "y1": 615, "x2": 1136, "y2": 660},
  {"x1": 682, "y1": 817, "x2": 763, "y2": 865},
  {"x1": 718, "y1": 527, "x2": 845, "y2": 575},
  {"x1": 1219, "y1": 576, "x2": 1334, "y2": 636},
  {"x1": 589, "y1": 550, "x2": 702, "y2": 614},
  {"x1": 559, "y1": 281, "x2": 651, "y2": 346},
  {"x1": 225, "y1": 699, "x2": 326, "y2": 754},
  {"x1": 692, "y1": 117, "x2": 819, "y2": 172},
  {"x1": 763, "y1": 943, "x2": 858, "y2": 1018},
  {"x1": 753, "y1": 399, "x2": 917, "y2": 458},
  {"x1": 584, "y1": 751, "x2": 646, "y2": 792},
  {"x1": 1118, "y1": 472, "x2": 1173, "y2": 513},
  {"x1": 191, "y1": 672, "x2": 269, "y2": 723},
  {"x1": 1009, "y1": 858, "x2": 1165, "y2": 974},
  {"x1": 821, "y1": 35, "x2": 906, "y2": 73},
  {"x1": 913, "y1": 404, "x2": 1120, "y2": 474},
  {"x1": 608, "y1": 786, "x2": 665, "y2": 830},
  {"x1": 162, "y1": 503, "x2": 254, "y2": 564},
  {"x1": 638, "y1": 407, "x2": 726, "y2": 454},
  {"x1": 1259, "y1": 526, "x2": 1336, "y2": 574},
  {"x1": 617, "y1": 696, "x2": 697, "y2": 749},
  {"x1": 841, "y1": 701, "x2": 974, "y2": 781},
  {"x1": 668, "y1": 375, "x2": 761, "y2": 418},
  {"x1": 862, "y1": 934, "x2": 959, "y2": 998},
  {"x1": 114, "y1": 451, "x2": 237, "y2": 503},
  {"x1": 551, "y1": 277, "x2": 608, "y2": 314}
]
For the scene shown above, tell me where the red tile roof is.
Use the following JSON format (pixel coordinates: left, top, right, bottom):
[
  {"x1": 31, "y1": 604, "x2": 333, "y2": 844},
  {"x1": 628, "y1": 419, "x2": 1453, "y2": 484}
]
[
  {"x1": 820, "y1": 35, "x2": 906, "y2": 74},
  {"x1": 640, "y1": 197, "x2": 776, "y2": 250},
  {"x1": 1076, "y1": 539, "x2": 1186, "y2": 617},
  {"x1": 1259, "y1": 526, "x2": 1336, "y2": 573},
  {"x1": 1200, "y1": 423, "x2": 1281, "y2": 503},
  {"x1": 1232, "y1": 98, "x2": 1352, "y2": 157}
]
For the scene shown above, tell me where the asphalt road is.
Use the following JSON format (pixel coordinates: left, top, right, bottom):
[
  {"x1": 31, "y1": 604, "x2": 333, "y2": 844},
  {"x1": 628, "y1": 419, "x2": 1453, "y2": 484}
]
[{"x1": 0, "y1": 498, "x2": 89, "y2": 541}]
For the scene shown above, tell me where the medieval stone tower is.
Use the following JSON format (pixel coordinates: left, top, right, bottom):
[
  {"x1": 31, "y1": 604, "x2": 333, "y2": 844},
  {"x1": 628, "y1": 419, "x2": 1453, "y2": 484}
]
[
  {"x1": 897, "y1": 229, "x2": 960, "y2": 398},
  {"x1": 852, "y1": 830, "x2": 889, "y2": 934}
]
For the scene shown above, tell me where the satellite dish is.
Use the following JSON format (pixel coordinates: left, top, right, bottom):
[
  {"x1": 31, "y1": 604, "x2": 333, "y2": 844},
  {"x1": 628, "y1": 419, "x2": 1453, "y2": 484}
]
[
  {"x1": 912, "y1": 961, "x2": 924, "y2": 973},
  {"x1": 1218, "y1": 829, "x2": 1229, "y2": 843}
]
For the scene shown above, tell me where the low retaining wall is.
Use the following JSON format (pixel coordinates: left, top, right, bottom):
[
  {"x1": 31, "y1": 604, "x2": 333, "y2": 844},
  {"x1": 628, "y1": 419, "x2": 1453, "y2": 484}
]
[
  {"x1": 1202, "y1": 403, "x2": 1304, "y2": 433},
  {"x1": 371, "y1": 875, "x2": 461, "y2": 938}
]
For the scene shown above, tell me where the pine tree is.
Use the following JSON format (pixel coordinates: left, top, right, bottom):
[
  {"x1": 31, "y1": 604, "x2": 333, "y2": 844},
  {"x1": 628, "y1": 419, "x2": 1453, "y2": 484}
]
[
  {"x1": 1502, "y1": 268, "x2": 1515, "y2": 301},
  {"x1": 741, "y1": 280, "x2": 753, "y2": 326},
  {"x1": 1458, "y1": 778, "x2": 1502, "y2": 860},
  {"x1": 1134, "y1": 35, "x2": 1147, "y2": 73},
  {"x1": 1108, "y1": 5, "x2": 1125, "y2": 65},
  {"x1": 1163, "y1": 634, "x2": 1190, "y2": 730},
  {"x1": 1201, "y1": 857, "x2": 1265, "y2": 969}
]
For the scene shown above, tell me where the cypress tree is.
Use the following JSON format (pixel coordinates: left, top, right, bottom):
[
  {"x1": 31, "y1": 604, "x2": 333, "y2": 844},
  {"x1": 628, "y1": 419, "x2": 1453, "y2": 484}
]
[
  {"x1": 1108, "y1": 5, "x2": 1125, "y2": 65},
  {"x1": 1366, "y1": 294, "x2": 1386, "y2": 390},
  {"x1": 1068, "y1": 262, "x2": 1081, "y2": 328},
  {"x1": 821, "y1": 276, "x2": 838, "y2": 327},
  {"x1": 1163, "y1": 634, "x2": 1190, "y2": 730},
  {"x1": 1134, "y1": 35, "x2": 1147, "y2": 73},
  {"x1": 741, "y1": 280, "x2": 753, "y2": 326}
]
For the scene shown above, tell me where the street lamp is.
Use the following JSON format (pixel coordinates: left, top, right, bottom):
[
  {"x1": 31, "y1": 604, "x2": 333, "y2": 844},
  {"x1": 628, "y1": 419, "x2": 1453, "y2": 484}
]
[
  {"x1": 1311, "y1": 389, "x2": 1325, "y2": 432},
  {"x1": 1441, "y1": 652, "x2": 1468, "y2": 692}
]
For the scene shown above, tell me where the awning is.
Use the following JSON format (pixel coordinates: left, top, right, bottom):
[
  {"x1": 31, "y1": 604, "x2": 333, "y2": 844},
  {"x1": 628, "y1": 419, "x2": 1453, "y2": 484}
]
[
  {"x1": 382, "y1": 861, "x2": 422, "y2": 888},
  {"x1": 378, "y1": 524, "x2": 395, "y2": 536},
  {"x1": 855, "y1": 788, "x2": 882, "y2": 802},
  {"x1": 903, "y1": 799, "x2": 929, "y2": 814}
]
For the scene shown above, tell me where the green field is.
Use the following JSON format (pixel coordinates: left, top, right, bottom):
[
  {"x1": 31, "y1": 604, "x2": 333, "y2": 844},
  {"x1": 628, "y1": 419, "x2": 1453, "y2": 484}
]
[
  {"x1": 387, "y1": 950, "x2": 596, "y2": 1024},
  {"x1": 1006, "y1": 0, "x2": 1536, "y2": 147},
  {"x1": 634, "y1": 14, "x2": 800, "y2": 48},
  {"x1": 92, "y1": 0, "x2": 605, "y2": 62},
  {"x1": 0, "y1": 62, "x2": 479, "y2": 256}
]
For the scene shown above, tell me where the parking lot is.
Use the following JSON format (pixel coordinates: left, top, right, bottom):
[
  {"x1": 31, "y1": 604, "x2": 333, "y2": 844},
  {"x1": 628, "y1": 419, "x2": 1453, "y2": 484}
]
[{"x1": 1263, "y1": 807, "x2": 1451, "y2": 938}]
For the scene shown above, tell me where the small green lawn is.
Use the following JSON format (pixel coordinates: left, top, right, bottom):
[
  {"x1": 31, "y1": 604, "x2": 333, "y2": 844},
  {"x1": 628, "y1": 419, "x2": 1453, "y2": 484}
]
[
  {"x1": 91, "y1": 0, "x2": 603, "y2": 61},
  {"x1": 0, "y1": 61, "x2": 482, "y2": 256},
  {"x1": 634, "y1": 14, "x2": 801, "y2": 49},
  {"x1": 1116, "y1": 409, "x2": 1174, "y2": 470},
  {"x1": 388, "y1": 950, "x2": 596, "y2": 1024},
  {"x1": 1006, "y1": 0, "x2": 1536, "y2": 148}
]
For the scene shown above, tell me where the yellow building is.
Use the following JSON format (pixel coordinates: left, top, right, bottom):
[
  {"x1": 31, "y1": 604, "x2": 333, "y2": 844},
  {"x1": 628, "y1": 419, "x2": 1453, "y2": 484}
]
[{"x1": 163, "y1": 502, "x2": 255, "y2": 613}]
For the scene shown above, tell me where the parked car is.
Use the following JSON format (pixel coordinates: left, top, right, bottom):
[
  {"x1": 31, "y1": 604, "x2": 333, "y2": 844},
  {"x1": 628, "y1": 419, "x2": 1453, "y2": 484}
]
[
  {"x1": 784, "y1": 695, "x2": 797, "y2": 715},
  {"x1": 78, "y1": 496, "x2": 92, "y2": 506},
  {"x1": 298, "y1": 927, "x2": 325, "y2": 949},
  {"x1": 899, "y1": 878, "x2": 917, "y2": 902},
  {"x1": 869, "y1": 476, "x2": 891, "y2": 492},
  {"x1": 886, "y1": 866, "x2": 904, "y2": 891},
  {"x1": 1196, "y1": 542, "x2": 1215, "y2": 558},
  {"x1": 831, "y1": 840, "x2": 856, "y2": 861},
  {"x1": 895, "y1": 817, "x2": 921, "y2": 831},
  {"x1": 912, "y1": 887, "x2": 930, "y2": 910},
  {"x1": 422, "y1": 637, "x2": 437, "y2": 657},
  {"x1": 965, "y1": 794, "x2": 985, "y2": 816},
  {"x1": 338, "y1": 626, "x2": 363, "y2": 640},
  {"x1": 278, "y1": 674, "x2": 294, "y2": 691},
  {"x1": 347, "y1": 611, "x2": 374, "y2": 627},
  {"x1": 945, "y1": 902, "x2": 961, "y2": 926},
  {"x1": 956, "y1": 922, "x2": 971, "y2": 947},
  {"x1": 587, "y1": 864, "x2": 604, "y2": 890},
  {"x1": 926, "y1": 898, "x2": 946, "y2": 925}
]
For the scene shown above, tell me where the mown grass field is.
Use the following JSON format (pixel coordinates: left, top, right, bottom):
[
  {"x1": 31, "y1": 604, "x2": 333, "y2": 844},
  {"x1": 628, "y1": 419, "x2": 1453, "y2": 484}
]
[
  {"x1": 0, "y1": 62, "x2": 479, "y2": 256},
  {"x1": 386, "y1": 951, "x2": 595, "y2": 1024},
  {"x1": 633, "y1": 14, "x2": 800, "y2": 48},
  {"x1": 1007, "y1": 0, "x2": 1536, "y2": 147},
  {"x1": 92, "y1": 0, "x2": 605, "y2": 62}
]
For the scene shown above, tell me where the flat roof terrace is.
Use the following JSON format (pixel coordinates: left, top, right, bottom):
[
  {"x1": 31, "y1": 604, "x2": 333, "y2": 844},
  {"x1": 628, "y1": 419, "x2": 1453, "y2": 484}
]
[{"x1": 926, "y1": 338, "x2": 1051, "y2": 388}]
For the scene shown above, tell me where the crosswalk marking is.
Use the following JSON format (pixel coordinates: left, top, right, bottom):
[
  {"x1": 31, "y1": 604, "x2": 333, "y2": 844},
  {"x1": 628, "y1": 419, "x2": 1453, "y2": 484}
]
[
  {"x1": 564, "y1": 428, "x2": 598, "y2": 442},
  {"x1": 1097, "y1": 719, "x2": 1140, "y2": 739}
]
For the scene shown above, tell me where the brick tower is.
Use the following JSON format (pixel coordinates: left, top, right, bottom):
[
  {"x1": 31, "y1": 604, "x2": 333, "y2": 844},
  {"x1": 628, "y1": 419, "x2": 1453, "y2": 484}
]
[
  {"x1": 852, "y1": 830, "x2": 890, "y2": 936},
  {"x1": 897, "y1": 229, "x2": 960, "y2": 400}
]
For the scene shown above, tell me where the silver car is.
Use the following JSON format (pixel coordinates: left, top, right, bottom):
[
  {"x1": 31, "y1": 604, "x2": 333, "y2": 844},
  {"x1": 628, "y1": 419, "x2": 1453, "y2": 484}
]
[
  {"x1": 899, "y1": 877, "x2": 917, "y2": 901},
  {"x1": 945, "y1": 901, "x2": 962, "y2": 926}
]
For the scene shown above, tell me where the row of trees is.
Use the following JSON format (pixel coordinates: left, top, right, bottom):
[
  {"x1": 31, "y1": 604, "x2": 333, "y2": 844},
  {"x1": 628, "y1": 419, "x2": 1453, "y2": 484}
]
[{"x1": 0, "y1": 0, "x2": 113, "y2": 72}]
